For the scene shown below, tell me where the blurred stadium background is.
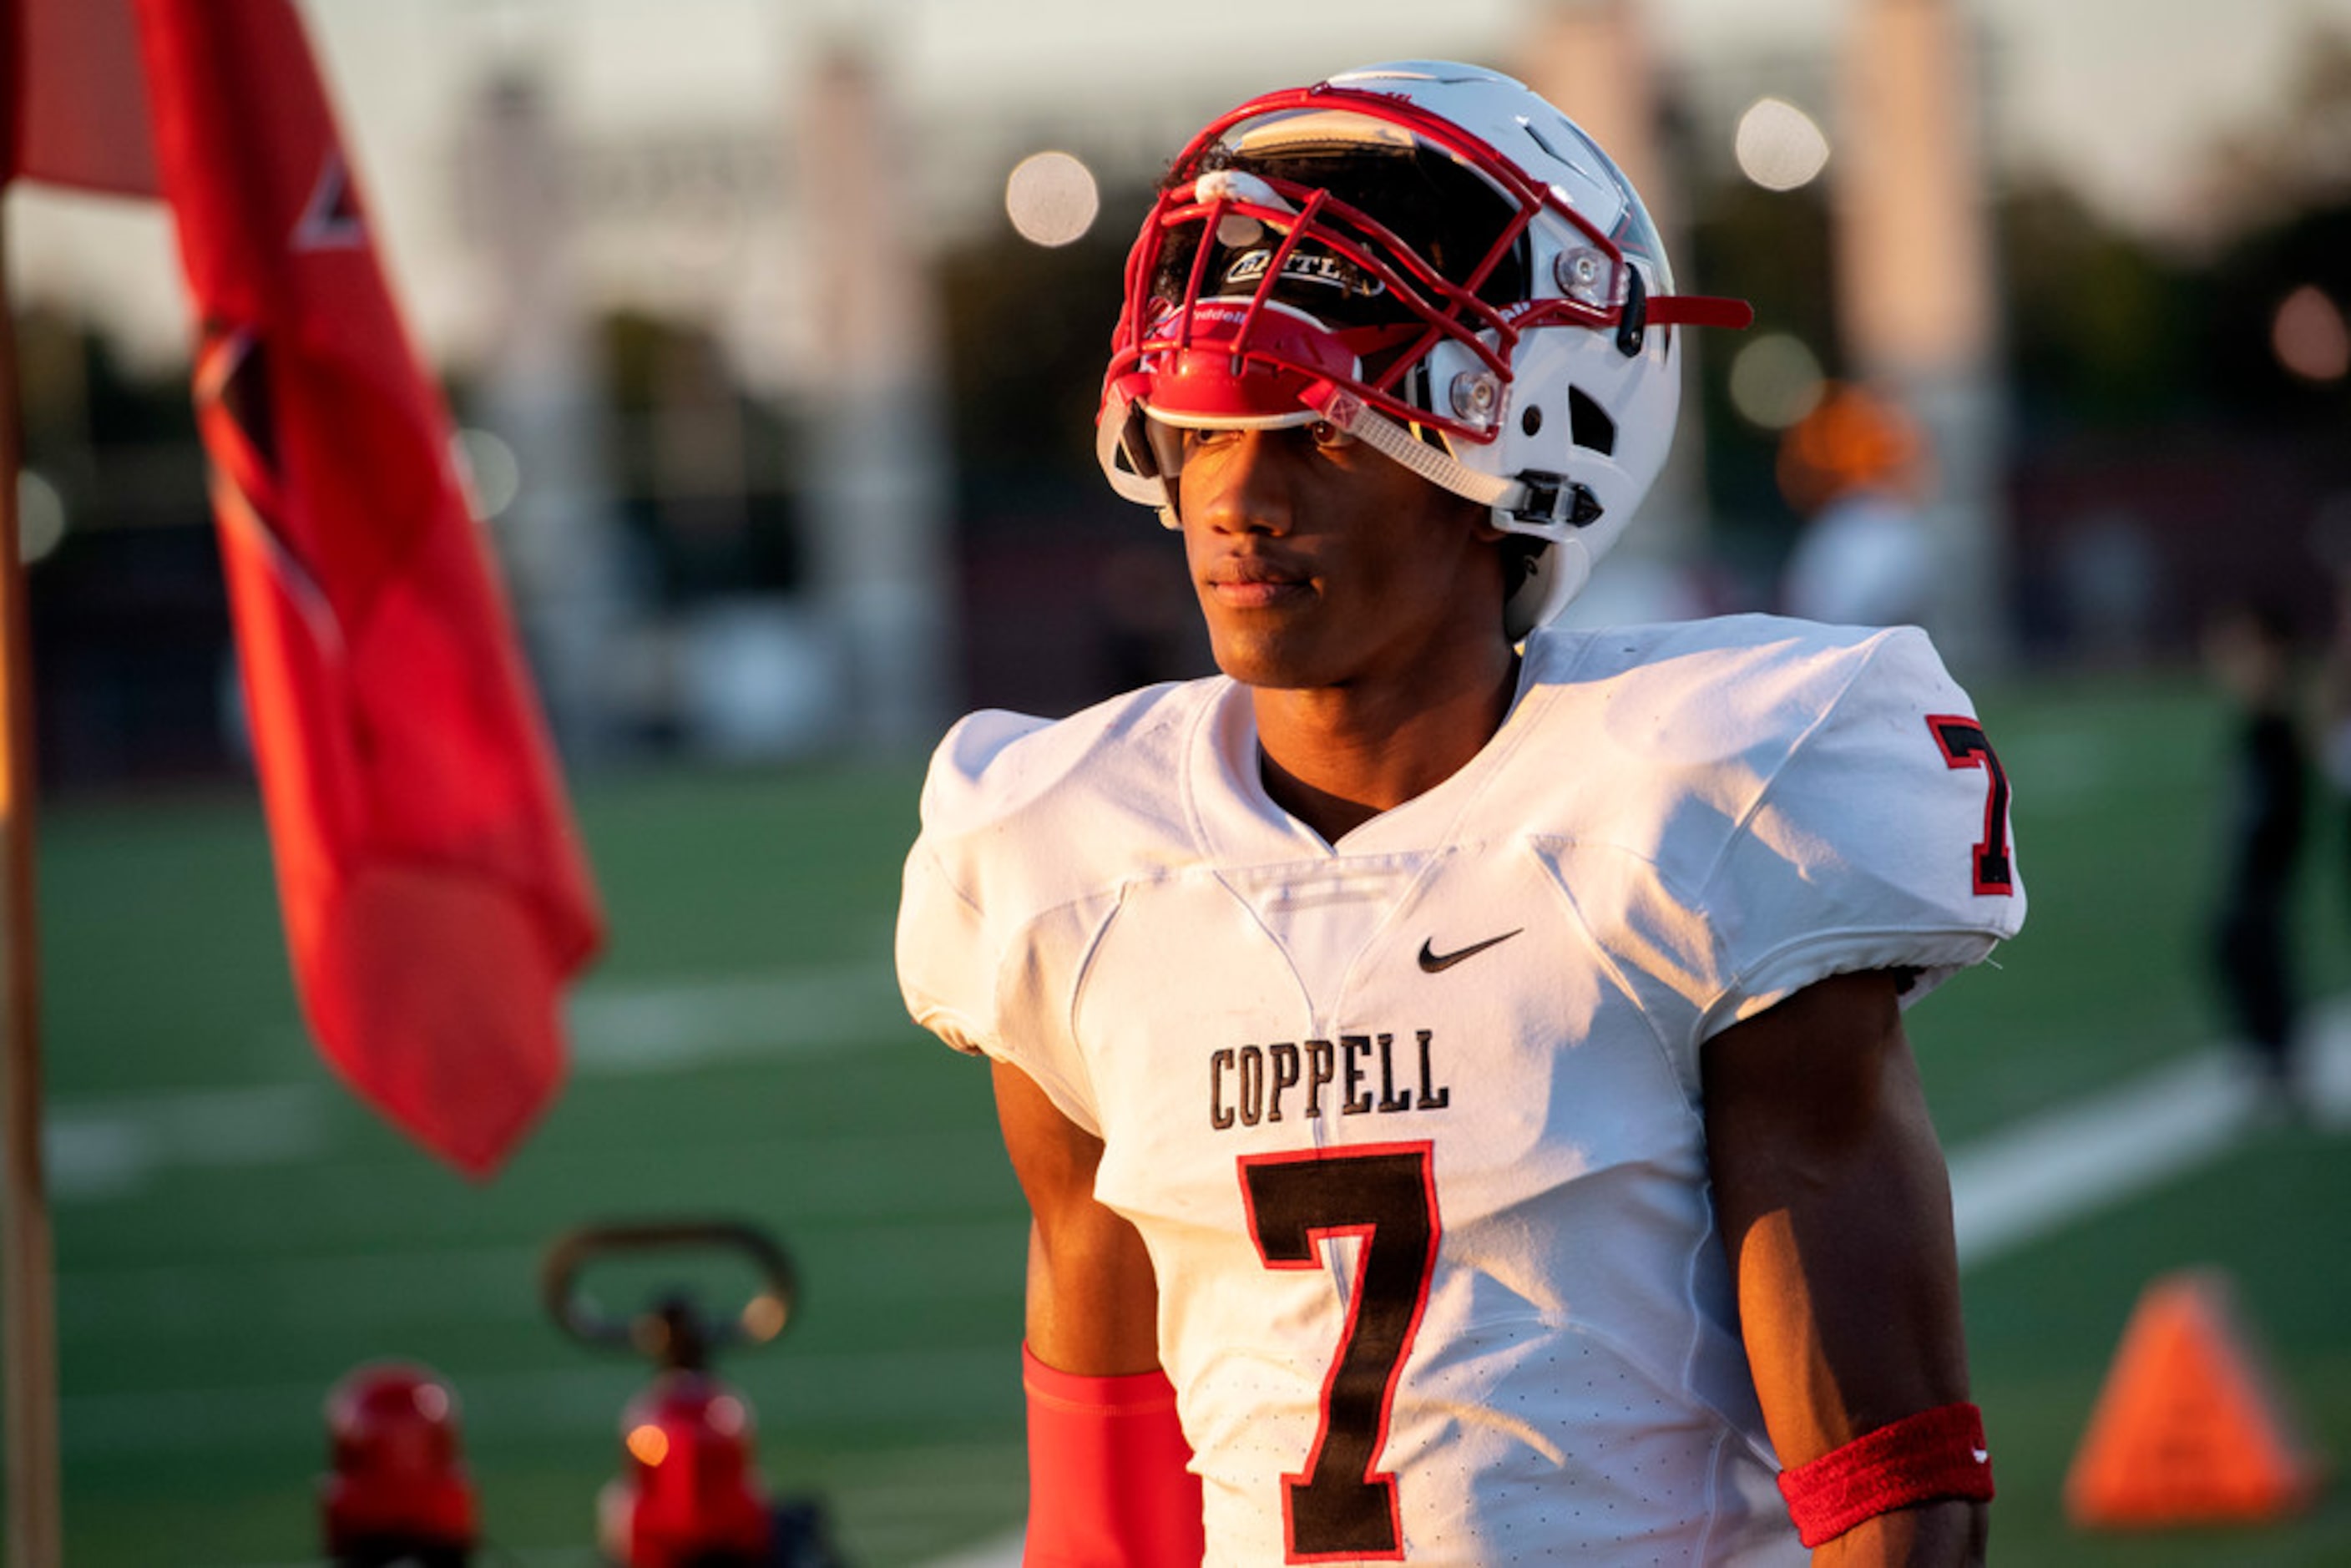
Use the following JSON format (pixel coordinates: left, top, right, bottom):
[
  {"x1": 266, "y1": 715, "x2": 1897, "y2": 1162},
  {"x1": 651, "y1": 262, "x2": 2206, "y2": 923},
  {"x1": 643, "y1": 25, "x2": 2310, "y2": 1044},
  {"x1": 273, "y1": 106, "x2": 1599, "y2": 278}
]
[{"x1": 8, "y1": 0, "x2": 2351, "y2": 1561}]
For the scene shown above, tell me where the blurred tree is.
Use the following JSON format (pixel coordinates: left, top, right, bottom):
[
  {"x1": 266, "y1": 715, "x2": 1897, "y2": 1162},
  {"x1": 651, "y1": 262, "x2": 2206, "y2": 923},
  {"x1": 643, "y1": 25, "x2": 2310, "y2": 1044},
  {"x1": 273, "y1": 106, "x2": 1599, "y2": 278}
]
[
  {"x1": 1684, "y1": 175, "x2": 1839, "y2": 593},
  {"x1": 1989, "y1": 16, "x2": 2351, "y2": 439},
  {"x1": 2198, "y1": 25, "x2": 2351, "y2": 238},
  {"x1": 930, "y1": 182, "x2": 1206, "y2": 713},
  {"x1": 935, "y1": 200, "x2": 1132, "y2": 535},
  {"x1": 1993, "y1": 23, "x2": 2351, "y2": 663},
  {"x1": 9, "y1": 314, "x2": 236, "y2": 784},
  {"x1": 2202, "y1": 206, "x2": 2351, "y2": 427},
  {"x1": 588, "y1": 309, "x2": 804, "y2": 606},
  {"x1": 2191, "y1": 22, "x2": 2351, "y2": 429},
  {"x1": 1998, "y1": 177, "x2": 2195, "y2": 433}
]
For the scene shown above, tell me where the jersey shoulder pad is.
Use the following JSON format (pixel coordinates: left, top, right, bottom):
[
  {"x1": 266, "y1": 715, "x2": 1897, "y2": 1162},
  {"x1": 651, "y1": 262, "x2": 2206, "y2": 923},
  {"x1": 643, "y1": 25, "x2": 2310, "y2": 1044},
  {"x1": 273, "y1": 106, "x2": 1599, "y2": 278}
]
[
  {"x1": 1514, "y1": 615, "x2": 1937, "y2": 855},
  {"x1": 896, "y1": 679, "x2": 1221, "y2": 1124},
  {"x1": 1686, "y1": 618, "x2": 2025, "y2": 1032},
  {"x1": 913, "y1": 677, "x2": 1218, "y2": 913},
  {"x1": 1528, "y1": 611, "x2": 1911, "y2": 709}
]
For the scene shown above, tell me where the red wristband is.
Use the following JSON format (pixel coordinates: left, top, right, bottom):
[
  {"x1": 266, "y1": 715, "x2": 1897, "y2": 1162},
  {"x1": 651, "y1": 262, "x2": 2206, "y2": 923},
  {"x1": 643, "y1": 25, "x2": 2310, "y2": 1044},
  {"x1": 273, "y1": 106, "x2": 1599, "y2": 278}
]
[
  {"x1": 1776, "y1": 1402, "x2": 1995, "y2": 1548},
  {"x1": 1022, "y1": 1343, "x2": 1205, "y2": 1567}
]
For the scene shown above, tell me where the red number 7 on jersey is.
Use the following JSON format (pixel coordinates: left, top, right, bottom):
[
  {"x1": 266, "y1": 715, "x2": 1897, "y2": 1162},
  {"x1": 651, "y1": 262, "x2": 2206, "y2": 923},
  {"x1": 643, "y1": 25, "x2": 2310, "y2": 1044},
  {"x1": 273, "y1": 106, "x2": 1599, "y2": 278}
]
[
  {"x1": 1928, "y1": 714, "x2": 2014, "y2": 895},
  {"x1": 1238, "y1": 1143, "x2": 1441, "y2": 1564}
]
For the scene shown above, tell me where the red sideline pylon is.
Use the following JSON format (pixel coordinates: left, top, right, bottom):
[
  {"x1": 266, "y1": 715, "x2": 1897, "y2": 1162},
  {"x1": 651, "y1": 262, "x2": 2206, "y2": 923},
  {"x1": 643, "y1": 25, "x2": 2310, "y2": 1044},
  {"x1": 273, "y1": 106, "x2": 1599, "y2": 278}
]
[{"x1": 2065, "y1": 1268, "x2": 2326, "y2": 1527}]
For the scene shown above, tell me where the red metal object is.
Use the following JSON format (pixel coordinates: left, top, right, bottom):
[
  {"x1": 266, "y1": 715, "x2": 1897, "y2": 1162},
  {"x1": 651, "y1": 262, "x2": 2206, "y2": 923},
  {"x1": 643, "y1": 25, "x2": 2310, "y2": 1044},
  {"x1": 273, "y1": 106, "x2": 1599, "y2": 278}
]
[
  {"x1": 320, "y1": 1362, "x2": 477, "y2": 1564},
  {"x1": 597, "y1": 1371, "x2": 775, "y2": 1567}
]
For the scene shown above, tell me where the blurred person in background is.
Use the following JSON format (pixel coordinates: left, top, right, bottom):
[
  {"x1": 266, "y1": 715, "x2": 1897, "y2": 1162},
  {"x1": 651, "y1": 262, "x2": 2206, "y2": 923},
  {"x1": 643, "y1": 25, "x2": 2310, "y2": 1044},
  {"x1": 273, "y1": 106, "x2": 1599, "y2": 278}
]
[
  {"x1": 2207, "y1": 599, "x2": 2310, "y2": 1112},
  {"x1": 900, "y1": 62, "x2": 2020, "y2": 1565},
  {"x1": 1777, "y1": 384, "x2": 1934, "y2": 630},
  {"x1": 2315, "y1": 525, "x2": 2351, "y2": 937}
]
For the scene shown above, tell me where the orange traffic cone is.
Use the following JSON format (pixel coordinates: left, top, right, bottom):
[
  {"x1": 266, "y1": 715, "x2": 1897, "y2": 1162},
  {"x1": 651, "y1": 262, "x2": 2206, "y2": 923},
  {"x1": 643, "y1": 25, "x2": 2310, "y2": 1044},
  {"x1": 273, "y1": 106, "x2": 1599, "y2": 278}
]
[{"x1": 2065, "y1": 1268, "x2": 2325, "y2": 1527}]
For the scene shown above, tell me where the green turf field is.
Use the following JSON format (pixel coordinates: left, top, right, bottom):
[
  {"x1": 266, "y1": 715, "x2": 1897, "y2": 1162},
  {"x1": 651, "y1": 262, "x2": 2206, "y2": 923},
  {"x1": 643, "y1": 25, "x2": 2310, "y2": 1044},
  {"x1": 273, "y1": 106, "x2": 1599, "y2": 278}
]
[{"x1": 20, "y1": 670, "x2": 2351, "y2": 1564}]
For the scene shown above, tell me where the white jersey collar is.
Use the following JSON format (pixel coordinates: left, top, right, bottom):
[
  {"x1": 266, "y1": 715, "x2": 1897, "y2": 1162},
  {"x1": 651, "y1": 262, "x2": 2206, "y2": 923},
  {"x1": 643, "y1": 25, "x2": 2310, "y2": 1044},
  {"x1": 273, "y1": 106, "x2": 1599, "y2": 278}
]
[{"x1": 1185, "y1": 641, "x2": 1567, "y2": 864}]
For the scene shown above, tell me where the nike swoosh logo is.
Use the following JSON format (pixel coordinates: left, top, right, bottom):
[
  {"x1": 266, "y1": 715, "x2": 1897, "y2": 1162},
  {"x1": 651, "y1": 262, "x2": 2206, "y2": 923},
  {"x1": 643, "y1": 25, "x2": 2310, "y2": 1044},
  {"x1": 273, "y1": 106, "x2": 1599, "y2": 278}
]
[{"x1": 1417, "y1": 928, "x2": 1524, "y2": 973}]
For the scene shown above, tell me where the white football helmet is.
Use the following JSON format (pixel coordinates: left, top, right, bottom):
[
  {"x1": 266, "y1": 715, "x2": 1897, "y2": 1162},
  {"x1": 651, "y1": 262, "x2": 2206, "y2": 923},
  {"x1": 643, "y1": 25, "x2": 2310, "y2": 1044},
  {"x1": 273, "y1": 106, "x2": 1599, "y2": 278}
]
[{"x1": 1097, "y1": 61, "x2": 1750, "y2": 636}]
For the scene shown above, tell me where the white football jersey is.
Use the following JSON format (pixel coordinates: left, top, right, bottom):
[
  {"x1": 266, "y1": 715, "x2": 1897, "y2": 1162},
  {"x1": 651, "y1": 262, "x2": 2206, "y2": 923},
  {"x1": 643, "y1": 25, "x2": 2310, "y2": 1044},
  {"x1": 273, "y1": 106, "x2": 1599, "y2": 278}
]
[{"x1": 898, "y1": 616, "x2": 2024, "y2": 1566}]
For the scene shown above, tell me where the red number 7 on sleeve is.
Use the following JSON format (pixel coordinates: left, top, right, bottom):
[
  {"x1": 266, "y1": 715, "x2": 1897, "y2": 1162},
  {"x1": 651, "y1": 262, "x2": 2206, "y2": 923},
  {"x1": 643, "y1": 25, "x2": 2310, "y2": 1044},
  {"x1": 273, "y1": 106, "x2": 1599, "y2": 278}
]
[{"x1": 1927, "y1": 714, "x2": 2015, "y2": 896}]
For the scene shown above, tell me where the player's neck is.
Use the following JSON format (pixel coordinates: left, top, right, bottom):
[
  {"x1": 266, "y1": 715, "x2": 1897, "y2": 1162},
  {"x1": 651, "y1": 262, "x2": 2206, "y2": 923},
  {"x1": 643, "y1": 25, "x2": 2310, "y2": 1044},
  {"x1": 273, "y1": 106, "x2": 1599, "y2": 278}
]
[{"x1": 1251, "y1": 645, "x2": 1520, "y2": 843}]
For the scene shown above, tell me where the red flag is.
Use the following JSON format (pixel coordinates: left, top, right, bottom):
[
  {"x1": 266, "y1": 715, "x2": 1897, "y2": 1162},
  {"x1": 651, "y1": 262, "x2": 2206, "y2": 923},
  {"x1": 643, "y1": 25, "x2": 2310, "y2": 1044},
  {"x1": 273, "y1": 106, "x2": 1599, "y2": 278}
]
[
  {"x1": 129, "y1": 0, "x2": 602, "y2": 1176},
  {"x1": 4, "y1": 0, "x2": 157, "y2": 195}
]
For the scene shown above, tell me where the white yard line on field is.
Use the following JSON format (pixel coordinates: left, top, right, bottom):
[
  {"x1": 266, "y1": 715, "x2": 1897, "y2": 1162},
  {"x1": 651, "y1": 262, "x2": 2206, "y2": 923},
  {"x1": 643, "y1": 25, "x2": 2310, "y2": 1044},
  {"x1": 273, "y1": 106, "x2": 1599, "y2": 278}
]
[
  {"x1": 42, "y1": 961, "x2": 908, "y2": 1201},
  {"x1": 45, "y1": 1082, "x2": 331, "y2": 1201},
  {"x1": 1953, "y1": 1001, "x2": 2351, "y2": 1268},
  {"x1": 918, "y1": 1535, "x2": 1029, "y2": 1568},
  {"x1": 566, "y1": 959, "x2": 904, "y2": 1074}
]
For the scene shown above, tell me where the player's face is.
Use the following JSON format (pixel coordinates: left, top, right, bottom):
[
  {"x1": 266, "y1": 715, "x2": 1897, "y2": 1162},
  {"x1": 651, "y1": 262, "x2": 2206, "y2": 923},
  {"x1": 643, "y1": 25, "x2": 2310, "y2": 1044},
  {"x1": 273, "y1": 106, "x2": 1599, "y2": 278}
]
[{"x1": 1173, "y1": 421, "x2": 1507, "y2": 692}]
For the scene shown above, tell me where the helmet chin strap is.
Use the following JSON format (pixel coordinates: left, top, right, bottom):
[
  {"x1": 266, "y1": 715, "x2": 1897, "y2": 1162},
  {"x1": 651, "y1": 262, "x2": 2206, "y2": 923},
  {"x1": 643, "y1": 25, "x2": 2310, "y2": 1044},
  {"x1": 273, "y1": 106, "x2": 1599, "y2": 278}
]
[
  {"x1": 1302, "y1": 382, "x2": 1520, "y2": 511},
  {"x1": 1302, "y1": 382, "x2": 1603, "y2": 553}
]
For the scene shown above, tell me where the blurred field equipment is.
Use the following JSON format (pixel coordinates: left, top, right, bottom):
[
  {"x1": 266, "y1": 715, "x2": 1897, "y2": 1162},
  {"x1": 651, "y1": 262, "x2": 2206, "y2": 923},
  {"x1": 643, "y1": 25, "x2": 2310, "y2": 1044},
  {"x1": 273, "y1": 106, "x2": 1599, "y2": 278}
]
[
  {"x1": 320, "y1": 1362, "x2": 477, "y2": 1566},
  {"x1": 2065, "y1": 1268, "x2": 2326, "y2": 1528},
  {"x1": 544, "y1": 1218, "x2": 843, "y2": 1567}
]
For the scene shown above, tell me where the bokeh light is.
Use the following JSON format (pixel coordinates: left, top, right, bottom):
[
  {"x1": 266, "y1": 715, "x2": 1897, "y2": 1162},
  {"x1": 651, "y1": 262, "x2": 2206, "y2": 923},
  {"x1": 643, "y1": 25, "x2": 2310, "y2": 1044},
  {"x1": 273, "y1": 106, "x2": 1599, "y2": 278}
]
[
  {"x1": 1727, "y1": 333, "x2": 1827, "y2": 429},
  {"x1": 2273, "y1": 285, "x2": 2350, "y2": 383},
  {"x1": 16, "y1": 470, "x2": 67, "y2": 564},
  {"x1": 1735, "y1": 97, "x2": 1832, "y2": 192},
  {"x1": 1005, "y1": 149, "x2": 1100, "y2": 247},
  {"x1": 451, "y1": 427, "x2": 522, "y2": 521},
  {"x1": 626, "y1": 1424, "x2": 670, "y2": 1467},
  {"x1": 742, "y1": 1294, "x2": 788, "y2": 1339},
  {"x1": 1776, "y1": 382, "x2": 1925, "y2": 515}
]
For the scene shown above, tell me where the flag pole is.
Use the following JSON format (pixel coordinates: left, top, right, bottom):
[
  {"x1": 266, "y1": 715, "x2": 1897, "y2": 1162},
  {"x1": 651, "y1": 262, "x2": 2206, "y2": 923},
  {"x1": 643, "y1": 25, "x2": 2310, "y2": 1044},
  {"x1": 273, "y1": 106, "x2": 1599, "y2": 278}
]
[{"x1": 0, "y1": 197, "x2": 66, "y2": 1568}]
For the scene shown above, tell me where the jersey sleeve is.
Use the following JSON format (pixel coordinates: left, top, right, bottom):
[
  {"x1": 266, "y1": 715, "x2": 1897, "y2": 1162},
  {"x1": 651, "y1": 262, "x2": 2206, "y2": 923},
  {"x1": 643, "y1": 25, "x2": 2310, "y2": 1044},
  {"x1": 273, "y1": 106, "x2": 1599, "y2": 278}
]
[
  {"x1": 897, "y1": 710, "x2": 1037, "y2": 1063},
  {"x1": 1696, "y1": 626, "x2": 2025, "y2": 1039},
  {"x1": 895, "y1": 709, "x2": 1109, "y2": 1136},
  {"x1": 897, "y1": 834, "x2": 997, "y2": 1058}
]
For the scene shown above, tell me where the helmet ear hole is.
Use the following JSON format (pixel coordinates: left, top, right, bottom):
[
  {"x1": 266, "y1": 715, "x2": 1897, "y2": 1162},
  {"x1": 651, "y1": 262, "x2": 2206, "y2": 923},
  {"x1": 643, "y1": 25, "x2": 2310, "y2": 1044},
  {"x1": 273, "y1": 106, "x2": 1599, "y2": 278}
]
[{"x1": 1567, "y1": 387, "x2": 1616, "y2": 455}]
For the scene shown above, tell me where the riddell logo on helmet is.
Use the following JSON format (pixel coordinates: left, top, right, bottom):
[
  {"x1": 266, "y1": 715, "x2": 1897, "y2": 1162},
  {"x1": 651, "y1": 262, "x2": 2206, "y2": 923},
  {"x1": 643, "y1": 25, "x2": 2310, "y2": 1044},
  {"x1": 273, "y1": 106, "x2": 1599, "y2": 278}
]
[
  {"x1": 1224, "y1": 247, "x2": 1384, "y2": 300},
  {"x1": 1152, "y1": 300, "x2": 1252, "y2": 340}
]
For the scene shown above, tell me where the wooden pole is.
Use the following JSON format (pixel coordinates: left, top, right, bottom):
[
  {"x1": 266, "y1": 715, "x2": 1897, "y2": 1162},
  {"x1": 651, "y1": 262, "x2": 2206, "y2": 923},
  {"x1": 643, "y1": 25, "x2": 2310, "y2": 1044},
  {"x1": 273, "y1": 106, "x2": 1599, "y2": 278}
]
[{"x1": 0, "y1": 198, "x2": 65, "y2": 1568}]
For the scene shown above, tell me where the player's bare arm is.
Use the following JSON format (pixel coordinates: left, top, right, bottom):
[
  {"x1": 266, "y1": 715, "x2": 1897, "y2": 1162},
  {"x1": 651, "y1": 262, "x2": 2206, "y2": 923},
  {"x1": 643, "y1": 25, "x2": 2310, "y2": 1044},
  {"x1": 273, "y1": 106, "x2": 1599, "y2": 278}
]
[
  {"x1": 988, "y1": 1059, "x2": 1204, "y2": 1566},
  {"x1": 1704, "y1": 969, "x2": 1990, "y2": 1568},
  {"x1": 989, "y1": 1058, "x2": 1158, "y2": 1374}
]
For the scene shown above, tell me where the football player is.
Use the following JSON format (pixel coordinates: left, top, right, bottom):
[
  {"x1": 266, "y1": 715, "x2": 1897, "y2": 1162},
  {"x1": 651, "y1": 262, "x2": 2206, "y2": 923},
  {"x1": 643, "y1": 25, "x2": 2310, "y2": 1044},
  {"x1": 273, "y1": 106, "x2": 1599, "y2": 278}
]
[{"x1": 898, "y1": 61, "x2": 2023, "y2": 1565}]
